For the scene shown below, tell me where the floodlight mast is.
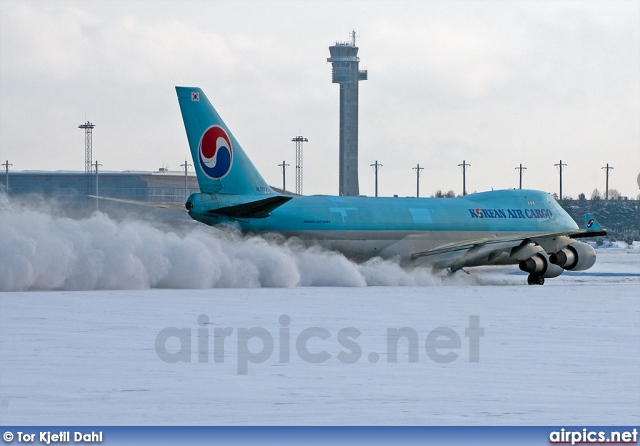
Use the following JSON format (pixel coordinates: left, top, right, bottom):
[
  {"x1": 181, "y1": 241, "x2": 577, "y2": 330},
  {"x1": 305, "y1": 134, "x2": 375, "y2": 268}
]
[
  {"x1": 79, "y1": 121, "x2": 96, "y2": 203},
  {"x1": 292, "y1": 136, "x2": 307, "y2": 195}
]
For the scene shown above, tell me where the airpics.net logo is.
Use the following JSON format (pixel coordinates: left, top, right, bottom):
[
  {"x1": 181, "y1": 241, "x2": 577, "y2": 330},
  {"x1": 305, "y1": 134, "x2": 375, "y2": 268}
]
[
  {"x1": 549, "y1": 428, "x2": 638, "y2": 445},
  {"x1": 155, "y1": 315, "x2": 484, "y2": 375}
]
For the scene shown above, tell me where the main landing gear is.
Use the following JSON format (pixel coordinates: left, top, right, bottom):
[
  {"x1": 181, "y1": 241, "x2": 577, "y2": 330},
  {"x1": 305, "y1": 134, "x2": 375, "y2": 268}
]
[{"x1": 527, "y1": 274, "x2": 545, "y2": 286}]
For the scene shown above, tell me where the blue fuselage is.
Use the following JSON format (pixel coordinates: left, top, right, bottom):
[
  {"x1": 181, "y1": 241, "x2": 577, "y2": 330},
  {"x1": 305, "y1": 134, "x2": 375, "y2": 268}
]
[{"x1": 187, "y1": 189, "x2": 578, "y2": 262}]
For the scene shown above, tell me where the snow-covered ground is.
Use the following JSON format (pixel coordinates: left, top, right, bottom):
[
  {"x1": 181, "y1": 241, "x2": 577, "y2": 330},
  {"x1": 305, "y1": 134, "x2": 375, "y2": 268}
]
[
  {"x1": 1, "y1": 198, "x2": 639, "y2": 425},
  {"x1": 1, "y1": 253, "x2": 639, "y2": 426}
]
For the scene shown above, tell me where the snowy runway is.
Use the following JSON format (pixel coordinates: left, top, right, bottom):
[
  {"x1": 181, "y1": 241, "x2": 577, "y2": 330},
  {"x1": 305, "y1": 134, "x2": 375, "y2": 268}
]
[
  {"x1": 2, "y1": 261, "x2": 639, "y2": 425},
  {"x1": 2, "y1": 200, "x2": 639, "y2": 424}
]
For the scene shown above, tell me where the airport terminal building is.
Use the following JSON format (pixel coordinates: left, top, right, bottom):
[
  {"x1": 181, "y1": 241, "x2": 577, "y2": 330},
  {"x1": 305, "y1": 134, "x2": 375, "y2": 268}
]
[{"x1": 3, "y1": 170, "x2": 200, "y2": 217}]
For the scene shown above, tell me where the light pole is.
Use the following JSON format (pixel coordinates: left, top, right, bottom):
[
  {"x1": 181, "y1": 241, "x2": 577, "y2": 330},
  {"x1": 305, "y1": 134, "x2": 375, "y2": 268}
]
[
  {"x1": 515, "y1": 164, "x2": 527, "y2": 189},
  {"x1": 458, "y1": 160, "x2": 470, "y2": 196},
  {"x1": 278, "y1": 160, "x2": 290, "y2": 192},
  {"x1": 180, "y1": 159, "x2": 192, "y2": 203},
  {"x1": 602, "y1": 163, "x2": 614, "y2": 200},
  {"x1": 93, "y1": 160, "x2": 102, "y2": 210},
  {"x1": 413, "y1": 164, "x2": 424, "y2": 197},
  {"x1": 370, "y1": 160, "x2": 382, "y2": 197},
  {"x1": 2, "y1": 160, "x2": 12, "y2": 193},
  {"x1": 554, "y1": 160, "x2": 567, "y2": 200}
]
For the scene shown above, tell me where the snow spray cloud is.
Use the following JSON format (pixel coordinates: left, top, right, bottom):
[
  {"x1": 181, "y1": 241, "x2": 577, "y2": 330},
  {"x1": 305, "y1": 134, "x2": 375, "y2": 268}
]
[{"x1": 0, "y1": 194, "x2": 502, "y2": 291}]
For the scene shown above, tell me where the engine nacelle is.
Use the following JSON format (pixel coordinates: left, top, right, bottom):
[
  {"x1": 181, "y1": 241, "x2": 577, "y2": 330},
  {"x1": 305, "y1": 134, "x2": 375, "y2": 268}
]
[
  {"x1": 519, "y1": 253, "x2": 564, "y2": 278},
  {"x1": 549, "y1": 242, "x2": 596, "y2": 271}
]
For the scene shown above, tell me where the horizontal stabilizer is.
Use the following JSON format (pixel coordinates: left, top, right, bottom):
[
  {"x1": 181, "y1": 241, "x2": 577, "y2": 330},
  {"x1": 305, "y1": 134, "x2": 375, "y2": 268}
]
[
  {"x1": 585, "y1": 214, "x2": 603, "y2": 231},
  {"x1": 208, "y1": 196, "x2": 293, "y2": 219},
  {"x1": 569, "y1": 229, "x2": 607, "y2": 238}
]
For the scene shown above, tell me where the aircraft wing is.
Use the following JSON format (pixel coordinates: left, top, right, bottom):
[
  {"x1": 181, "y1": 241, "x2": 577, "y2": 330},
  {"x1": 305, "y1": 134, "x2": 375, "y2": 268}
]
[
  {"x1": 88, "y1": 195, "x2": 187, "y2": 212},
  {"x1": 411, "y1": 215, "x2": 606, "y2": 271}
]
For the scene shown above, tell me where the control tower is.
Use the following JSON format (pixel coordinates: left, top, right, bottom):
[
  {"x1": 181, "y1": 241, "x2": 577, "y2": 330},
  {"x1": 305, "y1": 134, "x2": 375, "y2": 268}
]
[{"x1": 328, "y1": 31, "x2": 368, "y2": 196}]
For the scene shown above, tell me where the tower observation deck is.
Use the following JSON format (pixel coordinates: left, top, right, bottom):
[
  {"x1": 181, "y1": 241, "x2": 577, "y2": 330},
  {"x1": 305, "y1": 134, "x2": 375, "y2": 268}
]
[{"x1": 328, "y1": 31, "x2": 368, "y2": 196}]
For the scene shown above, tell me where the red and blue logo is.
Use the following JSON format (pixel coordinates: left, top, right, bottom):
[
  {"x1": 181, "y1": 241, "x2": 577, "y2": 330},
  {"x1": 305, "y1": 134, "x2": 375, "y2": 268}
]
[
  {"x1": 198, "y1": 125, "x2": 233, "y2": 180},
  {"x1": 587, "y1": 218, "x2": 595, "y2": 229}
]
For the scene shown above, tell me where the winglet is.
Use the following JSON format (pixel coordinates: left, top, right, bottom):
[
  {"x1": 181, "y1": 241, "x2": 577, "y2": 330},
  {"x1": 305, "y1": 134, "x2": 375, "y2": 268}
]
[{"x1": 585, "y1": 214, "x2": 603, "y2": 231}]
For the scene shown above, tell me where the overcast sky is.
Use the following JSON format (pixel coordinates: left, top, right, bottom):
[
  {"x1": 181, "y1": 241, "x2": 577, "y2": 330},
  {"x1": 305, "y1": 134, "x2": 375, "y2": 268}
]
[{"x1": 1, "y1": 0, "x2": 638, "y2": 199}]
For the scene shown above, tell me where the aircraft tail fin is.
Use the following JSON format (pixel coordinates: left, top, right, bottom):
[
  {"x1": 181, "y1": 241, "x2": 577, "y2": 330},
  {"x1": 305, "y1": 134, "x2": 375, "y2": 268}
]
[
  {"x1": 175, "y1": 87, "x2": 273, "y2": 196},
  {"x1": 585, "y1": 214, "x2": 603, "y2": 231}
]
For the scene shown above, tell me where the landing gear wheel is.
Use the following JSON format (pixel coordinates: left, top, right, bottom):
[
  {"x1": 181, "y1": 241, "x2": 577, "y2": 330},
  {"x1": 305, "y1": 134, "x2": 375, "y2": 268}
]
[{"x1": 527, "y1": 274, "x2": 545, "y2": 286}]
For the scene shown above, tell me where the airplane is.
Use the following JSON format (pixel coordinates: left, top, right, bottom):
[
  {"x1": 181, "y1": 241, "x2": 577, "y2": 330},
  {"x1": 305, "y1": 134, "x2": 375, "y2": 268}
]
[
  {"x1": 173, "y1": 86, "x2": 608, "y2": 285},
  {"x1": 98, "y1": 86, "x2": 607, "y2": 285}
]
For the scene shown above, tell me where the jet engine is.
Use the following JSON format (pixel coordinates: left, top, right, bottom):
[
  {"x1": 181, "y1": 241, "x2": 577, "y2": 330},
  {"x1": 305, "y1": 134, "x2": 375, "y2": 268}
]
[
  {"x1": 549, "y1": 241, "x2": 596, "y2": 271},
  {"x1": 519, "y1": 252, "x2": 564, "y2": 278}
]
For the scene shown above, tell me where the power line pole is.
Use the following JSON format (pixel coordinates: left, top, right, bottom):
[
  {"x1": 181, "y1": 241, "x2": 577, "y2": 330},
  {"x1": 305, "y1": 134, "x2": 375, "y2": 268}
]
[
  {"x1": 93, "y1": 160, "x2": 102, "y2": 195},
  {"x1": 602, "y1": 163, "x2": 614, "y2": 200},
  {"x1": 93, "y1": 160, "x2": 102, "y2": 211},
  {"x1": 413, "y1": 164, "x2": 424, "y2": 197},
  {"x1": 458, "y1": 160, "x2": 470, "y2": 196},
  {"x1": 292, "y1": 136, "x2": 307, "y2": 195},
  {"x1": 370, "y1": 160, "x2": 382, "y2": 197},
  {"x1": 554, "y1": 160, "x2": 567, "y2": 200},
  {"x1": 180, "y1": 159, "x2": 192, "y2": 203},
  {"x1": 278, "y1": 160, "x2": 290, "y2": 192},
  {"x1": 515, "y1": 164, "x2": 527, "y2": 189},
  {"x1": 2, "y1": 160, "x2": 12, "y2": 193}
]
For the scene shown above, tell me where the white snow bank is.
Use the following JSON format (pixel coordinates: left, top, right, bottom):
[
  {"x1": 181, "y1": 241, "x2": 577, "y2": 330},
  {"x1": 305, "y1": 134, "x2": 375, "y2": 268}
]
[{"x1": 592, "y1": 240, "x2": 640, "y2": 250}]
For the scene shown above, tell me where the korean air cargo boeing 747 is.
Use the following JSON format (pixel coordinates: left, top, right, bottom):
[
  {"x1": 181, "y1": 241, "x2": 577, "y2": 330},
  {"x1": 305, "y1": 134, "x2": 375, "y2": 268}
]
[{"x1": 173, "y1": 86, "x2": 606, "y2": 285}]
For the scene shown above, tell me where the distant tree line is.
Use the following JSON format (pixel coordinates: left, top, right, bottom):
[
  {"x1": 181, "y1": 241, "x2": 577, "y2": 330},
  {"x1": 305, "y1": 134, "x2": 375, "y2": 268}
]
[
  {"x1": 559, "y1": 195, "x2": 640, "y2": 244},
  {"x1": 431, "y1": 190, "x2": 457, "y2": 198}
]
